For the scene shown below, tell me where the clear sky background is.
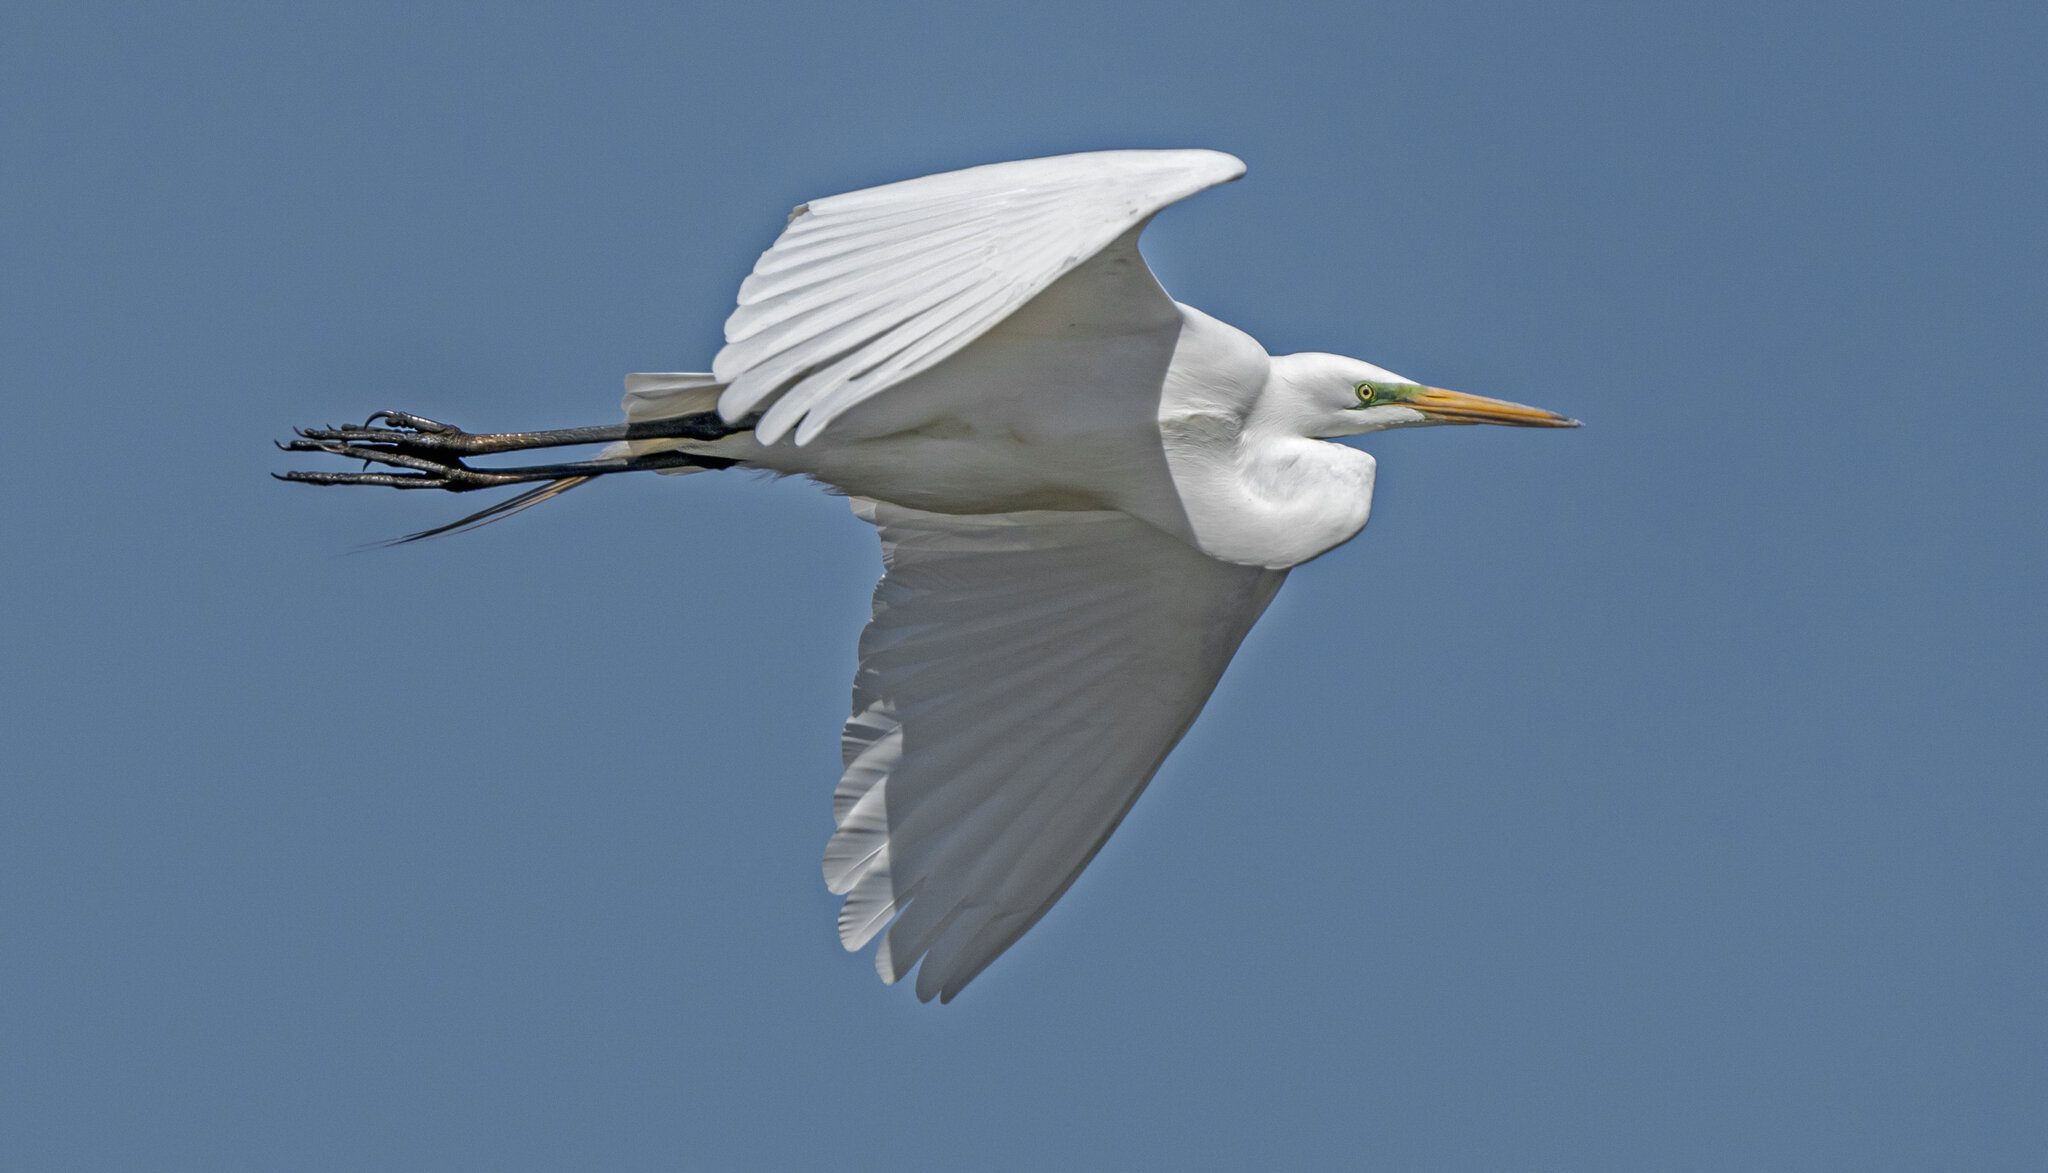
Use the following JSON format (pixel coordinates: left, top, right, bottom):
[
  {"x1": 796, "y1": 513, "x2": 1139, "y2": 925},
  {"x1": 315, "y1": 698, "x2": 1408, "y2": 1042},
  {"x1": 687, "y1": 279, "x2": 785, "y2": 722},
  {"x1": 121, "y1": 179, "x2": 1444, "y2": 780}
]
[{"x1": 4, "y1": 2, "x2": 2043, "y2": 1168}]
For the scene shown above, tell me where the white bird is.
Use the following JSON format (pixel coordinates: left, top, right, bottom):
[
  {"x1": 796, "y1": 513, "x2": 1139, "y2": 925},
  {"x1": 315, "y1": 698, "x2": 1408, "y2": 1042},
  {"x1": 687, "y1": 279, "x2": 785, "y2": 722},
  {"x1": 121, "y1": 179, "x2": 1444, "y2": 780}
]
[{"x1": 284, "y1": 149, "x2": 1577, "y2": 1002}]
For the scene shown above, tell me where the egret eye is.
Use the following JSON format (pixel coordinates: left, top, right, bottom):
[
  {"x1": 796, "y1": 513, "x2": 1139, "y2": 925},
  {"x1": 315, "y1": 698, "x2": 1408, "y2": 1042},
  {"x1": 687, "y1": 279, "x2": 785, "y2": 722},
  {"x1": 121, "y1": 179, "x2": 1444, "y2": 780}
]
[{"x1": 1354, "y1": 381, "x2": 1376, "y2": 406}]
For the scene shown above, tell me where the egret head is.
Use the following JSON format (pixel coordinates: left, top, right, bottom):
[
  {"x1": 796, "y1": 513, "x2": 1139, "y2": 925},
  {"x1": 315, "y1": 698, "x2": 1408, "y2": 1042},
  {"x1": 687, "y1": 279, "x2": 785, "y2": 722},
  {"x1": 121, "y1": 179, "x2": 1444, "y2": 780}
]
[{"x1": 1268, "y1": 352, "x2": 1579, "y2": 439}]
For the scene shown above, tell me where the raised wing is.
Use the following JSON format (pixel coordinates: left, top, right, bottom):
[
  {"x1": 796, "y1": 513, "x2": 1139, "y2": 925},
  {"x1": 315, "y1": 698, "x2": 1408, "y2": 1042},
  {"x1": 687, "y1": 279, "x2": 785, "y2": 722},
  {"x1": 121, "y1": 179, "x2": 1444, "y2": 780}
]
[
  {"x1": 715, "y1": 149, "x2": 1246, "y2": 446},
  {"x1": 827, "y1": 500, "x2": 1287, "y2": 1002}
]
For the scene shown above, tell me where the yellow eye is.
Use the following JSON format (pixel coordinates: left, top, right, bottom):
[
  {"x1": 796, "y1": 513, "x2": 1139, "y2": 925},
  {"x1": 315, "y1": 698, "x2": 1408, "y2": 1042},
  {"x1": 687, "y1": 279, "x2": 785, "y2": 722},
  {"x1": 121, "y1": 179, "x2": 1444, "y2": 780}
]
[{"x1": 1354, "y1": 381, "x2": 1376, "y2": 406}]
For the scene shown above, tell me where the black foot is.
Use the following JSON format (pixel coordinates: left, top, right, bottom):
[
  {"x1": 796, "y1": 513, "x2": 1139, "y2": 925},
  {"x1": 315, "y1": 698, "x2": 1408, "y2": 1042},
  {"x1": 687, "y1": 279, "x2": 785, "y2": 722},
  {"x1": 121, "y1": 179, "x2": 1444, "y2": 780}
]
[
  {"x1": 276, "y1": 408, "x2": 744, "y2": 491},
  {"x1": 278, "y1": 415, "x2": 511, "y2": 490}
]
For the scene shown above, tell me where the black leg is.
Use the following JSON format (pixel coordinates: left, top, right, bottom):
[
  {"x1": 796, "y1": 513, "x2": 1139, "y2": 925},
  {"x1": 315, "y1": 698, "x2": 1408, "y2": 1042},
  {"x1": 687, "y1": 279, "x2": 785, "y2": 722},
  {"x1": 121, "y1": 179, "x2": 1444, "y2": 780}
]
[{"x1": 276, "y1": 408, "x2": 748, "y2": 491}]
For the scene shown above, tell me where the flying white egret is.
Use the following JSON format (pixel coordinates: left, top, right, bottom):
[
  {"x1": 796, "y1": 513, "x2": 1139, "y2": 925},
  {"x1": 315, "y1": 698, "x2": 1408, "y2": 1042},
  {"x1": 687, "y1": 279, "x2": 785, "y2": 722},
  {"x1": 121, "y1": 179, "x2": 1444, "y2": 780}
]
[{"x1": 283, "y1": 149, "x2": 1577, "y2": 1002}]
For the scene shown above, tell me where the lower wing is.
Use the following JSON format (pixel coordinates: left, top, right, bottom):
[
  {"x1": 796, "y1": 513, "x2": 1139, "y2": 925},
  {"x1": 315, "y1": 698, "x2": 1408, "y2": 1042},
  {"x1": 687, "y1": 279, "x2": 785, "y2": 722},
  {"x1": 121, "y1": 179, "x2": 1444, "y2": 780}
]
[{"x1": 827, "y1": 500, "x2": 1287, "y2": 1001}]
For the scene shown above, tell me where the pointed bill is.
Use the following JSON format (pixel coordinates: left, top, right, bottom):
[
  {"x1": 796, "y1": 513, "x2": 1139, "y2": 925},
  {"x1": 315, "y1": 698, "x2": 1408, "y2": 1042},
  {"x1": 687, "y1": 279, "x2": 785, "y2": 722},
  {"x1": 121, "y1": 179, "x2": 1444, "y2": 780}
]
[{"x1": 1408, "y1": 386, "x2": 1580, "y2": 428}]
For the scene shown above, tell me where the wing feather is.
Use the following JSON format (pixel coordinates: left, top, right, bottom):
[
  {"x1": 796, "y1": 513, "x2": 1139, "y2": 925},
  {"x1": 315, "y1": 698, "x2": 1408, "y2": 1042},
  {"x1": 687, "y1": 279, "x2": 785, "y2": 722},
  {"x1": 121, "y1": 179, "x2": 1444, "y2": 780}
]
[
  {"x1": 716, "y1": 149, "x2": 1245, "y2": 444},
  {"x1": 828, "y1": 500, "x2": 1286, "y2": 1002},
  {"x1": 727, "y1": 232, "x2": 998, "y2": 341}
]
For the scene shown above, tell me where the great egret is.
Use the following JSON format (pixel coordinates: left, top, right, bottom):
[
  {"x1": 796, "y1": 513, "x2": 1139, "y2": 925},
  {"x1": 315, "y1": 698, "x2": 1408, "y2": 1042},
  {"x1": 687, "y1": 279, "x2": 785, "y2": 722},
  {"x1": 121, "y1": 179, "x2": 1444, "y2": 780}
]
[{"x1": 282, "y1": 149, "x2": 1577, "y2": 1002}]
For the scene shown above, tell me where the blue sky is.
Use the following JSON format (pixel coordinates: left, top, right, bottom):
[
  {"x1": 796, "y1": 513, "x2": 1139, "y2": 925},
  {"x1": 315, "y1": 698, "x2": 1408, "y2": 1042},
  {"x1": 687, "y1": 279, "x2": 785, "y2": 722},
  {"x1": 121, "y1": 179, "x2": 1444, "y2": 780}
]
[{"x1": 4, "y1": 1, "x2": 2043, "y2": 1167}]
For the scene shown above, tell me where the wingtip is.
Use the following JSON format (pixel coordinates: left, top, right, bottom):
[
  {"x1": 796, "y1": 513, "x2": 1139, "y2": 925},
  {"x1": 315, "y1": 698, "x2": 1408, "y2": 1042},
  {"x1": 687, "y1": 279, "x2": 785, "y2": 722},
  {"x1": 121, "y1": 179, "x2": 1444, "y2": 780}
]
[{"x1": 1206, "y1": 148, "x2": 1248, "y2": 179}]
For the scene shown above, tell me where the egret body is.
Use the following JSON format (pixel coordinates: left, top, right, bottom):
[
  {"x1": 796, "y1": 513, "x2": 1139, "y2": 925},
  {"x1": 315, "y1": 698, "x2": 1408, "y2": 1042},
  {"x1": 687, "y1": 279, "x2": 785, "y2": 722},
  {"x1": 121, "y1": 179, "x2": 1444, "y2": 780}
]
[{"x1": 284, "y1": 149, "x2": 1577, "y2": 1002}]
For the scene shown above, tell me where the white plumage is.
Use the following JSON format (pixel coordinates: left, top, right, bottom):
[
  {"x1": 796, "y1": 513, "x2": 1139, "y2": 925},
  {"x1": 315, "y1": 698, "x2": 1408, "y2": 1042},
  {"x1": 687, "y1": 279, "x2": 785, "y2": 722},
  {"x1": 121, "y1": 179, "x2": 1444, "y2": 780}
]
[
  {"x1": 289, "y1": 148, "x2": 1577, "y2": 1001},
  {"x1": 827, "y1": 502, "x2": 1283, "y2": 1002},
  {"x1": 715, "y1": 150, "x2": 1245, "y2": 445}
]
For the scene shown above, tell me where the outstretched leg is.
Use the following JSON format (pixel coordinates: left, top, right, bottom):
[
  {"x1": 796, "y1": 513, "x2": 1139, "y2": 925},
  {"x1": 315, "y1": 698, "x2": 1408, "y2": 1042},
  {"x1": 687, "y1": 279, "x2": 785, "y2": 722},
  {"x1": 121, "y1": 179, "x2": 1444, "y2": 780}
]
[{"x1": 276, "y1": 408, "x2": 751, "y2": 491}]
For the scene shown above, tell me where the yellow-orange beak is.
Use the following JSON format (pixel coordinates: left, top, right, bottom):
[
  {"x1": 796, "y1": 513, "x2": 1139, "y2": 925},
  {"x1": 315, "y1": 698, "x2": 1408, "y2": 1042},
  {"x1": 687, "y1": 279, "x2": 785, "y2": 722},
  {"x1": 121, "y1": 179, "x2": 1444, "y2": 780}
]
[{"x1": 1408, "y1": 386, "x2": 1580, "y2": 428}]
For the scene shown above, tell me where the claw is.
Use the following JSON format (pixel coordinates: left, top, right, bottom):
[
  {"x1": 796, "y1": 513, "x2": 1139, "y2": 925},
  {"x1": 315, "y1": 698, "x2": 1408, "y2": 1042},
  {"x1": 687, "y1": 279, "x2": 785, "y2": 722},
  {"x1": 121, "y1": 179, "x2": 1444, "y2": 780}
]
[
  {"x1": 367, "y1": 410, "x2": 458, "y2": 434},
  {"x1": 292, "y1": 418, "x2": 479, "y2": 452}
]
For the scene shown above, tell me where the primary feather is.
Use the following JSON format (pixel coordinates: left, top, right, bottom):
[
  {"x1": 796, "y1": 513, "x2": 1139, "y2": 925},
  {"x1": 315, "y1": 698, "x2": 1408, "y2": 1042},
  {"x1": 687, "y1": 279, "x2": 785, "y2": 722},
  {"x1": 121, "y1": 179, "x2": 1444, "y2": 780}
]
[
  {"x1": 828, "y1": 502, "x2": 1284, "y2": 1002},
  {"x1": 713, "y1": 149, "x2": 1244, "y2": 444}
]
